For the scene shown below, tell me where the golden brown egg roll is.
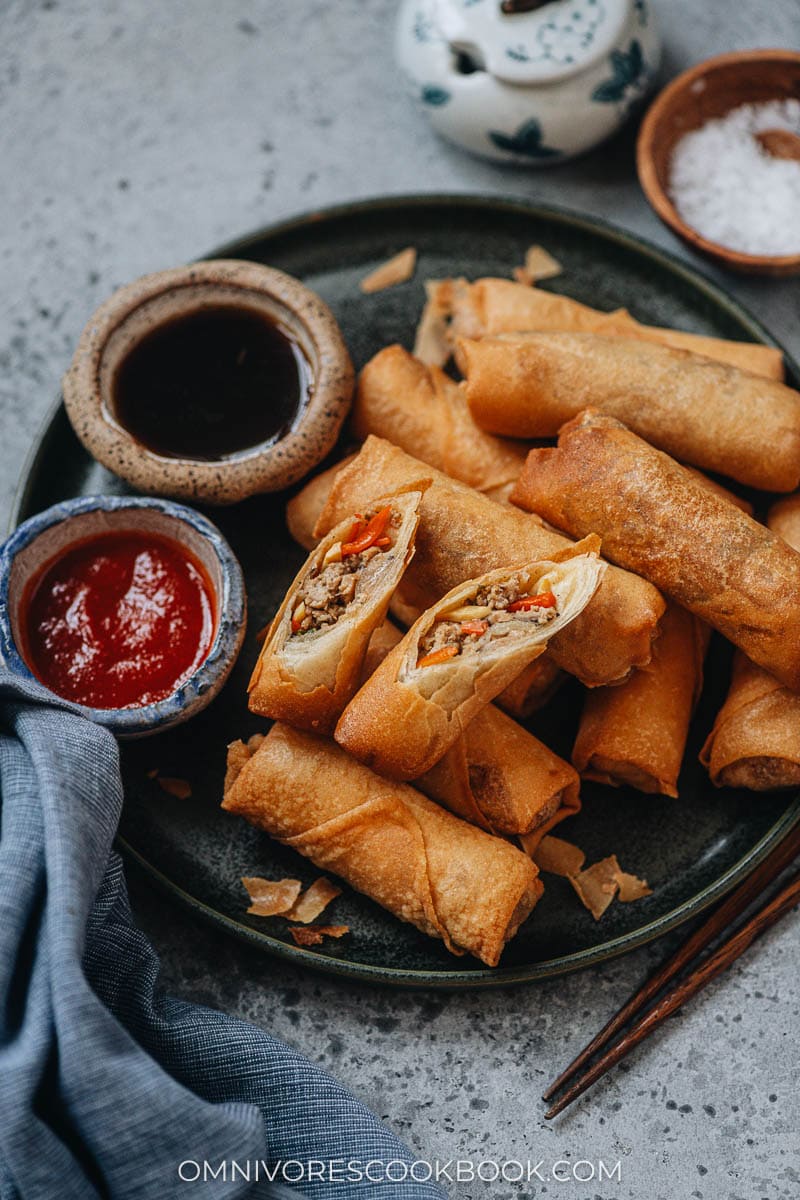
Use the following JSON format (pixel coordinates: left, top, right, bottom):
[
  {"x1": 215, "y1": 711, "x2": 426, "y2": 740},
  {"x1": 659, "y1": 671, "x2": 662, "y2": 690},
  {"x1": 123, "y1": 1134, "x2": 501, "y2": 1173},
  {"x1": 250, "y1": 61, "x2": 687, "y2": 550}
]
[
  {"x1": 222, "y1": 723, "x2": 542, "y2": 966},
  {"x1": 335, "y1": 541, "x2": 605, "y2": 779},
  {"x1": 512, "y1": 409, "x2": 800, "y2": 691},
  {"x1": 417, "y1": 703, "x2": 580, "y2": 838},
  {"x1": 572, "y1": 604, "x2": 710, "y2": 797},
  {"x1": 441, "y1": 277, "x2": 784, "y2": 380},
  {"x1": 314, "y1": 436, "x2": 665, "y2": 689},
  {"x1": 249, "y1": 490, "x2": 424, "y2": 733},
  {"x1": 683, "y1": 468, "x2": 753, "y2": 515},
  {"x1": 362, "y1": 621, "x2": 579, "y2": 837},
  {"x1": 461, "y1": 332, "x2": 800, "y2": 492},
  {"x1": 285, "y1": 455, "x2": 358, "y2": 551},
  {"x1": 353, "y1": 344, "x2": 527, "y2": 496},
  {"x1": 701, "y1": 494, "x2": 800, "y2": 790},
  {"x1": 568, "y1": 466, "x2": 733, "y2": 798},
  {"x1": 492, "y1": 655, "x2": 565, "y2": 719}
]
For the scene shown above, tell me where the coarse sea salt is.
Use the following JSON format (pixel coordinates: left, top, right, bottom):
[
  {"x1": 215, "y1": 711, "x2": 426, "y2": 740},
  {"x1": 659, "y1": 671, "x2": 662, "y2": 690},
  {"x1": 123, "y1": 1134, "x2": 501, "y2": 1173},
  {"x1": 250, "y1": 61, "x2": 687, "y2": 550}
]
[{"x1": 668, "y1": 98, "x2": 800, "y2": 256}]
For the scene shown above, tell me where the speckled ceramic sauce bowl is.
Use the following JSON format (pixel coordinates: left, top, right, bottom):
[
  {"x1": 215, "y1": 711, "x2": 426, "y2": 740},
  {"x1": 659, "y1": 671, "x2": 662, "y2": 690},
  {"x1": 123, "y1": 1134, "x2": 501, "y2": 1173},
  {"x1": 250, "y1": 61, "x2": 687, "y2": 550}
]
[
  {"x1": 62, "y1": 260, "x2": 354, "y2": 504},
  {"x1": 0, "y1": 496, "x2": 246, "y2": 737}
]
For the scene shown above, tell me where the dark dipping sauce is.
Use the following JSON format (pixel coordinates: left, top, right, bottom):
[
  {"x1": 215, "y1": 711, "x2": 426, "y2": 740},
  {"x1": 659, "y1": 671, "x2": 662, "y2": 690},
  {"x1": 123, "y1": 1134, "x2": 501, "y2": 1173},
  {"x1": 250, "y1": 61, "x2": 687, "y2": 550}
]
[
  {"x1": 112, "y1": 305, "x2": 311, "y2": 460},
  {"x1": 22, "y1": 531, "x2": 216, "y2": 709}
]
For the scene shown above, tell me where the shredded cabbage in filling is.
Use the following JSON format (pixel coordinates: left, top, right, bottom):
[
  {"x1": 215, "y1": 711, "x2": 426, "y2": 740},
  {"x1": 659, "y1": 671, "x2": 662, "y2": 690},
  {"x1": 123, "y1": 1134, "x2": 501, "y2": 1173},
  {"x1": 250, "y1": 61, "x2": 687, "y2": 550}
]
[{"x1": 416, "y1": 575, "x2": 557, "y2": 667}]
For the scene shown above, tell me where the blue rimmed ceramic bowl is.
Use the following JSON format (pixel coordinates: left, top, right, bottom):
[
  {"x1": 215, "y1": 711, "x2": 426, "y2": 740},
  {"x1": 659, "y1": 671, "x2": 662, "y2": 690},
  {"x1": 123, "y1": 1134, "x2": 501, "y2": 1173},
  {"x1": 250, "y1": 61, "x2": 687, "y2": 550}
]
[{"x1": 0, "y1": 495, "x2": 246, "y2": 737}]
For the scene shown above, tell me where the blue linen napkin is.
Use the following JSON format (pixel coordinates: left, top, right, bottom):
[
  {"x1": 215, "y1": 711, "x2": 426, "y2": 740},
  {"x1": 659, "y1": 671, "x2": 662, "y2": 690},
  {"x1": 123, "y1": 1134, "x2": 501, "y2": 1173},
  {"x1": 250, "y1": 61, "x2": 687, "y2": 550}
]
[{"x1": 0, "y1": 672, "x2": 446, "y2": 1200}]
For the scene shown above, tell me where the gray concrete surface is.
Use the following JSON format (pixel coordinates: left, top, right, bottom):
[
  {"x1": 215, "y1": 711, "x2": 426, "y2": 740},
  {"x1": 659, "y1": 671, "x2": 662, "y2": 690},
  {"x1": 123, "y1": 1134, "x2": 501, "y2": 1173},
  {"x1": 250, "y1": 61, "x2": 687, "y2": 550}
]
[{"x1": 1, "y1": 2, "x2": 799, "y2": 1196}]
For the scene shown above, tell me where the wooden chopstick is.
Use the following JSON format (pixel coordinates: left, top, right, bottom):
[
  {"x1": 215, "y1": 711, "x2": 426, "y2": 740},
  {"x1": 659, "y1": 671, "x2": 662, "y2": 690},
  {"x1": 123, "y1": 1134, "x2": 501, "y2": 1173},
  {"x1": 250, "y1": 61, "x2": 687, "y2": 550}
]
[
  {"x1": 545, "y1": 866, "x2": 800, "y2": 1118},
  {"x1": 543, "y1": 818, "x2": 800, "y2": 1116}
]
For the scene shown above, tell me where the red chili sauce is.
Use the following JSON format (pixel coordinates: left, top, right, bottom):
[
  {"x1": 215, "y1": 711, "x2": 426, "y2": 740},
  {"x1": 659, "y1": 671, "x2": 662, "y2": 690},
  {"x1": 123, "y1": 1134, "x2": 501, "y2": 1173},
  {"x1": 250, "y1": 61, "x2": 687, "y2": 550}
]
[{"x1": 22, "y1": 530, "x2": 216, "y2": 709}]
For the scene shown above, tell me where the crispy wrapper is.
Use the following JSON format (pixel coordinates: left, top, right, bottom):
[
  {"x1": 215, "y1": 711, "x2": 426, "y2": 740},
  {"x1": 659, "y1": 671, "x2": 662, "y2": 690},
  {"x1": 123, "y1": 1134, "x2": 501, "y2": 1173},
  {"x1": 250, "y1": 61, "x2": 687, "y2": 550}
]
[
  {"x1": 286, "y1": 455, "x2": 356, "y2": 550},
  {"x1": 493, "y1": 654, "x2": 565, "y2": 719},
  {"x1": 569, "y1": 856, "x2": 620, "y2": 921},
  {"x1": 290, "y1": 925, "x2": 349, "y2": 946},
  {"x1": 513, "y1": 245, "x2": 563, "y2": 285},
  {"x1": 335, "y1": 542, "x2": 605, "y2": 780},
  {"x1": 572, "y1": 604, "x2": 710, "y2": 797},
  {"x1": 363, "y1": 622, "x2": 578, "y2": 836},
  {"x1": 528, "y1": 835, "x2": 586, "y2": 877},
  {"x1": 285, "y1": 877, "x2": 342, "y2": 923},
  {"x1": 249, "y1": 490, "x2": 424, "y2": 732},
  {"x1": 359, "y1": 247, "x2": 417, "y2": 293},
  {"x1": 353, "y1": 344, "x2": 527, "y2": 495},
  {"x1": 461, "y1": 332, "x2": 800, "y2": 491},
  {"x1": 418, "y1": 703, "x2": 580, "y2": 837},
  {"x1": 222, "y1": 724, "x2": 543, "y2": 966},
  {"x1": 513, "y1": 410, "x2": 800, "y2": 691},
  {"x1": 701, "y1": 494, "x2": 800, "y2": 790},
  {"x1": 241, "y1": 876, "x2": 302, "y2": 916},
  {"x1": 315, "y1": 436, "x2": 665, "y2": 688},
  {"x1": 684, "y1": 467, "x2": 753, "y2": 515},
  {"x1": 413, "y1": 279, "x2": 452, "y2": 368},
  {"x1": 440, "y1": 277, "x2": 784, "y2": 380}
]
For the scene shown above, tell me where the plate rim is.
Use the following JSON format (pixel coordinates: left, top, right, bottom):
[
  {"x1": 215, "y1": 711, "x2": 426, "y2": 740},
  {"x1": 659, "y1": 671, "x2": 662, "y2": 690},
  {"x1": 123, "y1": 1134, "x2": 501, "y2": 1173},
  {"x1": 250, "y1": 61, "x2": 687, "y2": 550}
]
[
  {"x1": 120, "y1": 799, "x2": 800, "y2": 990},
  {"x1": 13, "y1": 192, "x2": 800, "y2": 989}
]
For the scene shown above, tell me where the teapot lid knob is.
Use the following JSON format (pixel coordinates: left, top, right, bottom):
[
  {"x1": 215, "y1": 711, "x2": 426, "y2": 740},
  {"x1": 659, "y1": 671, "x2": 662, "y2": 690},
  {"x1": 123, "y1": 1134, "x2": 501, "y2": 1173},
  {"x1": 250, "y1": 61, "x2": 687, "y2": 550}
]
[{"x1": 435, "y1": 0, "x2": 632, "y2": 86}]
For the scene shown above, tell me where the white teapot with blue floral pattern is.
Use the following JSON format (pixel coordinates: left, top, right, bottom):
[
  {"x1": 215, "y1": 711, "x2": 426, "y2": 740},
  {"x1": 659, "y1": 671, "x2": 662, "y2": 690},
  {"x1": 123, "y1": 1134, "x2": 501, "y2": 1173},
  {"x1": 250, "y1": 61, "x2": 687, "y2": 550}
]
[{"x1": 395, "y1": 0, "x2": 660, "y2": 164}]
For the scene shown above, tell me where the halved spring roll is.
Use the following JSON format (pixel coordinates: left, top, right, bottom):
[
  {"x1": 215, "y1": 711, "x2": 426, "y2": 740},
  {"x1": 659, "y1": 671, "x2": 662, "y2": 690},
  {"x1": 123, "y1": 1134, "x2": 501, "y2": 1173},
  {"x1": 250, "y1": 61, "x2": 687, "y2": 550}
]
[
  {"x1": 512, "y1": 409, "x2": 800, "y2": 691},
  {"x1": 335, "y1": 540, "x2": 606, "y2": 780},
  {"x1": 222, "y1": 723, "x2": 543, "y2": 967},
  {"x1": 353, "y1": 344, "x2": 527, "y2": 497},
  {"x1": 363, "y1": 621, "x2": 579, "y2": 837},
  {"x1": 249, "y1": 489, "x2": 425, "y2": 733},
  {"x1": 292, "y1": 491, "x2": 565, "y2": 718},
  {"x1": 385, "y1": 590, "x2": 565, "y2": 720},
  {"x1": 314, "y1": 436, "x2": 665, "y2": 688},
  {"x1": 461, "y1": 332, "x2": 800, "y2": 491},
  {"x1": 572, "y1": 604, "x2": 710, "y2": 797},
  {"x1": 701, "y1": 494, "x2": 800, "y2": 790},
  {"x1": 438, "y1": 277, "x2": 784, "y2": 380}
]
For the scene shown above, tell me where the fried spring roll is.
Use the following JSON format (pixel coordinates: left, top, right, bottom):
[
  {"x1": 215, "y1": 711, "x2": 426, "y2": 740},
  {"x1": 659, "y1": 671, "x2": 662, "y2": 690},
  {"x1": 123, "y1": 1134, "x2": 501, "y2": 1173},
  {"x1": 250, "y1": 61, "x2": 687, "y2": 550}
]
[
  {"x1": 335, "y1": 541, "x2": 605, "y2": 779},
  {"x1": 222, "y1": 723, "x2": 543, "y2": 966},
  {"x1": 249, "y1": 490, "x2": 425, "y2": 732},
  {"x1": 353, "y1": 345, "x2": 527, "y2": 497},
  {"x1": 493, "y1": 654, "x2": 565, "y2": 718},
  {"x1": 291, "y1": 477, "x2": 563, "y2": 713},
  {"x1": 701, "y1": 494, "x2": 800, "y2": 790},
  {"x1": 441, "y1": 277, "x2": 784, "y2": 380},
  {"x1": 363, "y1": 622, "x2": 579, "y2": 837},
  {"x1": 683, "y1": 467, "x2": 753, "y2": 515},
  {"x1": 572, "y1": 604, "x2": 709, "y2": 797},
  {"x1": 418, "y1": 703, "x2": 580, "y2": 838},
  {"x1": 286, "y1": 455, "x2": 356, "y2": 550},
  {"x1": 314, "y1": 437, "x2": 665, "y2": 688},
  {"x1": 461, "y1": 332, "x2": 800, "y2": 491},
  {"x1": 512, "y1": 410, "x2": 800, "y2": 691}
]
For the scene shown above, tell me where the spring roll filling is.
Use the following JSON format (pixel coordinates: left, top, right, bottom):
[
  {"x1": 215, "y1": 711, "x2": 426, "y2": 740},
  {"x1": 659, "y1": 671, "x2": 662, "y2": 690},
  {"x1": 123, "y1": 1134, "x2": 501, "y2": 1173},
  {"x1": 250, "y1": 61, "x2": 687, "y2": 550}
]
[
  {"x1": 290, "y1": 506, "x2": 400, "y2": 637},
  {"x1": 416, "y1": 575, "x2": 558, "y2": 668}
]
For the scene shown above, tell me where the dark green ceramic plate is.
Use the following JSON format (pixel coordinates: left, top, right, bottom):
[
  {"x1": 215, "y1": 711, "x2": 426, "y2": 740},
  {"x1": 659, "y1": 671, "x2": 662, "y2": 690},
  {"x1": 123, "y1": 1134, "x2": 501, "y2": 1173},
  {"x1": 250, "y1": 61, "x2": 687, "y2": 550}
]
[{"x1": 13, "y1": 195, "x2": 800, "y2": 988}]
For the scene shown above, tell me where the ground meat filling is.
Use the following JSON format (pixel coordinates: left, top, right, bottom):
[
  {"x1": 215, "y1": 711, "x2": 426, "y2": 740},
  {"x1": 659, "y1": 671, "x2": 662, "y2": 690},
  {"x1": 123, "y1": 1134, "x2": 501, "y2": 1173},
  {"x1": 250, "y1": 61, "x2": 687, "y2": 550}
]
[
  {"x1": 290, "y1": 507, "x2": 398, "y2": 635},
  {"x1": 416, "y1": 575, "x2": 558, "y2": 666}
]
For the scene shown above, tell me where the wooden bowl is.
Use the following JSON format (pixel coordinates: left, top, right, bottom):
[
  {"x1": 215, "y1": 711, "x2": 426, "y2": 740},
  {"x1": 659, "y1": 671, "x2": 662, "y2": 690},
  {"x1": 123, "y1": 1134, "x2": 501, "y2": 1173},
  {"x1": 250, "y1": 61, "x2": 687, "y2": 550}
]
[{"x1": 637, "y1": 49, "x2": 800, "y2": 276}]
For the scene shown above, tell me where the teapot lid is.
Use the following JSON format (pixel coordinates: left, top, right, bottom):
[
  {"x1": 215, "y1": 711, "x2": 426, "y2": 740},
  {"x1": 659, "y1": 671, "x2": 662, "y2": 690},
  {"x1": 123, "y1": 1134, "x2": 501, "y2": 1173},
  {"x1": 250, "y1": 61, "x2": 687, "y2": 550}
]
[{"x1": 435, "y1": 0, "x2": 631, "y2": 85}]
